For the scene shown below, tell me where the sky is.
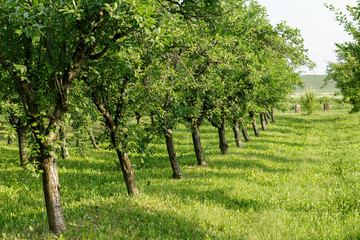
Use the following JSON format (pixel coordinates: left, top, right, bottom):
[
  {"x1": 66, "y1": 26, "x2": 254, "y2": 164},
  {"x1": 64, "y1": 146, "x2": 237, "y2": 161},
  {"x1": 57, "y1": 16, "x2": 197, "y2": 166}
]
[{"x1": 256, "y1": 0, "x2": 357, "y2": 75}]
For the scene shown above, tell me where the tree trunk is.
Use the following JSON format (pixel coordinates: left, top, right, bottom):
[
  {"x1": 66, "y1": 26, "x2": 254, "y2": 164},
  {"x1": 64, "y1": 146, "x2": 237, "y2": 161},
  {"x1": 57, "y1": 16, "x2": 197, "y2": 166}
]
[
  {"x1": 260, "y1": 113, "x2": 267, "y2": 131},
  {"x1": 240, "y1": 118, "x2": 250, "y2": 142},
  {"x1": 115, "y1": 148, "x2": 139, "y2": 196},
  {"x1": 218, "y1": 123, "x2": 229, "y2": 155},
  {"x1": 164, "y1": 128, "x2": 183, "y2": 179},
  {"x1": 135, "y1": 113, "x2": 142, "y2": 129},
  {"x1": 16, "y1": 126, "x2": 28, "y2": 167},
  {"x1": 232, "y1": 119, "x2": 243, "y2": 148},
  {"x1": 251, "y1": 114, "x2": 260, "y2": 137},
  {"x1": 7, "y1": 132, "x2": 13, "y2": 145},
  {"x1": 191, "y1": 121, "x2": 207, "y2": 167},
  {"x1": 59, "y1": 124, "x2": 69, "y2": 159},
  {"x1": 270, "y1": 107, "x2": 275, "y2": 123},
  {"x1": 42, "y1": 156, "x2": 66, "y2": 234},
  {"x1": 264, "y1": 111, "x2": 271, "y2": 125},
  {"x1": 88, "y1": 129, "x2": 100, "y2": 150}
]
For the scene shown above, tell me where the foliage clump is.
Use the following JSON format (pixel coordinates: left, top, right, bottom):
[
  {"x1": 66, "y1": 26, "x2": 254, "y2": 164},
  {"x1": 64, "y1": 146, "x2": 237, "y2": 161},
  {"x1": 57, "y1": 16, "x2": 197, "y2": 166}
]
[{"x1": 300, "y1": 89, "x2": 317, "y2": 115}]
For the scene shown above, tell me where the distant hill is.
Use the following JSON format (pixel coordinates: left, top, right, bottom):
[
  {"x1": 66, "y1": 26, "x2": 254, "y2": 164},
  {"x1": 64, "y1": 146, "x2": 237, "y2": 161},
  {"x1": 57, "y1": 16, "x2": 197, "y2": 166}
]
[{"x1": 294, "y1": 75, "x2": 339, "y2": 95}]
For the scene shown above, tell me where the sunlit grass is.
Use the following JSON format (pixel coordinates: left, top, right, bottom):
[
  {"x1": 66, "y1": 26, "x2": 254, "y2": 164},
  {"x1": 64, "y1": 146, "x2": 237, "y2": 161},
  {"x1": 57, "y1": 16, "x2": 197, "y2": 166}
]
[{"x1": 1, "y1": 110, "x2": 360, "y2": 239}]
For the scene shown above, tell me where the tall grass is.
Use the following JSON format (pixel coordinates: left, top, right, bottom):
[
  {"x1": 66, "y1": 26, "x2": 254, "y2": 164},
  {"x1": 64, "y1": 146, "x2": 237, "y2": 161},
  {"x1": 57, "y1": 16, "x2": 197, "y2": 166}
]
[{"x1": 1, "y1": 110, "x2": 360, "y2": 239}]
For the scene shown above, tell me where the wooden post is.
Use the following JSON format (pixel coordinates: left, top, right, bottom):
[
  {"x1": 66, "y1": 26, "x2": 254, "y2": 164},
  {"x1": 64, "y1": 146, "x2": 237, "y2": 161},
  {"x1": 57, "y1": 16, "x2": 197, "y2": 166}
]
[
  {"x1": 295, "y1": 104, "x2": 301, "y2": 113},
  {"x1": 324, "y1": 103, "x2": 329, "y2": 111}
]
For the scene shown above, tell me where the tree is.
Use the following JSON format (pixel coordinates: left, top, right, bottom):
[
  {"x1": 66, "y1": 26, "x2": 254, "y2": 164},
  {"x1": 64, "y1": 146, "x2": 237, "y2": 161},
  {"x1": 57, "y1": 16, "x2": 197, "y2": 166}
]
[
  {"x1": 0, "y1": 0, "x2": 148, "y2": 233},
  {"x1": 325, "y1": 2, "x2": 360, "y2": 113}
]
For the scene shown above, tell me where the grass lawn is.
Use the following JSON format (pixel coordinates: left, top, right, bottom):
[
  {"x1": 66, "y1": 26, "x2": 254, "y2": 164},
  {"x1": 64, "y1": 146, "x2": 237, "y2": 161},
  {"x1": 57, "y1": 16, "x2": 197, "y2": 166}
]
[{"x1": 1, "y1": 110, "x2": 360, "y2": 239}]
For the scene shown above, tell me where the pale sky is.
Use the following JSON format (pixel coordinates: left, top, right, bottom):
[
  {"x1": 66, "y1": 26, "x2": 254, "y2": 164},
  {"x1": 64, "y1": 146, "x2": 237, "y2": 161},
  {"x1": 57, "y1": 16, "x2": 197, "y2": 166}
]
[{"x1": 256, "y1": 0, "x2": 357, "y2": 75}]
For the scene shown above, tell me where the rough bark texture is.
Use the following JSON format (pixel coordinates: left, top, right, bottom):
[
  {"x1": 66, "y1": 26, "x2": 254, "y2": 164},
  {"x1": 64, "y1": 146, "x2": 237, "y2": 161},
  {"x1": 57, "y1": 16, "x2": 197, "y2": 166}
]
[
  {"x1": 59, "y1": 124, "x2": 69, "y2": 159},
  {"x1": 16, "y1": 126, "x2": 28, "y2": 167},
  {"x1": 251, "y1": 114, "x2": 260, "y2": 137},
  {"x1": 88, "y1": 129, "x2": 100, "y2": 150},
  {"x1": 42, "y1": 156, "x2": 66, "y2": 234},
  {"x1": 115, "y1": 148, "x2": 139, "y2": 196},
  {"x1": 240, "y1": 118, "x2": 250, "y2": 142},
  {"x1": 270, "y1": 107, "x2": 275, "y2": 123},
  {"x1": 260, "y1": 113, "x2": 267, "y2": 131},
  {"x1": 232, "y1": 119, "x2": 243, "y2": 148},
  {"x1": 218, "y1": 123, "x2": 229, "y2": 155},
  {"x1": 191, "y1": 122, "x2": 207, "y2": 166},
  {"x1": 164, "y1": 129, "x2": 183, "y2": 179}
]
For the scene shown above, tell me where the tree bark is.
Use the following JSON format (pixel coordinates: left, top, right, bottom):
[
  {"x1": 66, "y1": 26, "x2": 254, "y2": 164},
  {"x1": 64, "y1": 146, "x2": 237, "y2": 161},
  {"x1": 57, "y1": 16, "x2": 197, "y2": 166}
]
[
  {"x1": 232, "y1": 119, "x2": 243, "y2": 148},
  {"x1": 59, "y1": 124, "x2": 69, "y2": 159},
  {"x1": 191, "y1": 121, "x2": 207, "y2": 167},
  {"x1": 115, "y1": 148, "x2": 139, "y2": 196},
  {"x1": 42, "y1": 155, "x2": 66, "y2": 234},
  {"x1": 250, "y1": 113, "x2": 260, "y2": 137},
  {"x1": 240, "y1": 118, "x2": 250, "y2": 142},
  {"x1": 16, "y1": 126, "x2": 28, "y2": 167},
  {"x1": 88, "y1": 129, "x2": 100, "y2": 150},
  {"x1": 270, "y1": 107, "x2": 275, "y2": 123},
  {"x1": 260, "y1": 113, "x2": 267, "y2": 131},
  {"x1": 218, "y1": 123, "x2": 229, "y2": 155},
  {"x1": 164, "y1": 128, "x2": 183, "y2": 179},
  {"x1": 264, "y1": 111, "x2": 271, "y2": 125},
  {"x1": 7, "y1": 132, "x2": 13, "y2": 145}
]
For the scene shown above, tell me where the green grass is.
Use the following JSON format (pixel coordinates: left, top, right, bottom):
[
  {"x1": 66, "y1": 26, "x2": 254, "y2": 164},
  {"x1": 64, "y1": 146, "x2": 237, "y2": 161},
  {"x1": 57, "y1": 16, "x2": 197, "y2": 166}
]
[
  {"x1": 295, "y1": 75, "x2": 338, "y2": 95},
  {"x1": 1, "y1": 110, "x2": 360, "y2": 239}
]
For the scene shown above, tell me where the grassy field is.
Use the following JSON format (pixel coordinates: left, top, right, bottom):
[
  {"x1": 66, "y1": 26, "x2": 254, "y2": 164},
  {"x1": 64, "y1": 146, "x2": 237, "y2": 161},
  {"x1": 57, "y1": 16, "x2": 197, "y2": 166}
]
[
  {"x1": 1, "y1": 110, "x2": 360, "y2": 239},
  {"x1": 294, "y1": 75, "x2": 338, "y2": 97}
]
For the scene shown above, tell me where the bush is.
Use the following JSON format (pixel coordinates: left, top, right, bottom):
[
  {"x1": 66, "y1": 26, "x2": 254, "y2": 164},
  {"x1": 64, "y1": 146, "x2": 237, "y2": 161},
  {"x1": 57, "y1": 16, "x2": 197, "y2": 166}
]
[{"x1": 300, "y1": 89, "x2": 317, "y2": 115}]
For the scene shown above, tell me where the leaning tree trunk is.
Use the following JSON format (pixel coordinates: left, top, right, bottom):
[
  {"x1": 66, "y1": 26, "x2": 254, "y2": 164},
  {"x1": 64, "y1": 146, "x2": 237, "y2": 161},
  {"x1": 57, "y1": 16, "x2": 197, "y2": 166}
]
[
  {"x1": 251, "y1": 114, "x2": 260, "y2": 137},
  {"x1": 264, "y1": 111, "x2": 271, "y2": 125},
  {"x1": 164, "y1": 128, "x2": 183, "y2": 179},
  {"x1": 191, "y1": 121, "x2": 207, "y2": 167},
  {"x1": 114, "y1": 148, "x2": 139, "y2": 196},
  {"x1": 270, "y1": 107, "x2": 275, "y2": 123},
  {"x1": 240, "y1": 118, "x2": 250, "y2": 142},
  {"x1": 260, "y1": 113, "x2": 267, "y2": 131},
  {"x1": 88, "y1": 129, "x2": 100, "y2": 150},
  {"x1": 41, "y1": 154, "x2": 66, "y2": 234},
  {"x1": 232, "y1": 119, "x2": 243, "y2": 148},
  {"x1": 218, "y1": 123, "x2": 229, "y2": 155},
  {"x1": 16, "y1": 125, "x2": 28, "y2": 167},
  {"x1": 59, "y1": 124, "x2": 69, "y2": 159}
]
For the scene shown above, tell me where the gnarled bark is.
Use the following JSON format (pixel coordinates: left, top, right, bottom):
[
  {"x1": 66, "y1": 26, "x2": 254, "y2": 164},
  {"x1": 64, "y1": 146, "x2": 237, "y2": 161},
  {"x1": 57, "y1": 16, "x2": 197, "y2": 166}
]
[
  {"x1": 232, "y1": 119, "x2": 243, "y2": 148},
  {"x1": 191, "y1": 121, "x2": 207, "y2": 167},
  {"x1": 218, "y1": 123, "x2": 229, "y2": 155},
  {"x1": 164, "y1": 128, "x2": 183, "y2": 179}
]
